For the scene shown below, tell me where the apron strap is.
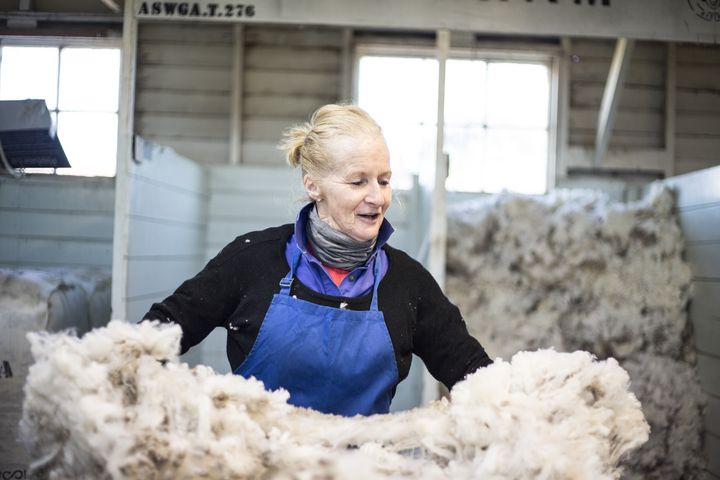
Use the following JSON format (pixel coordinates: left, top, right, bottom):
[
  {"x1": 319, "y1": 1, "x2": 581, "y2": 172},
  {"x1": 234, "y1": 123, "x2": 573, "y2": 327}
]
[
  {"x1": 370, "y1": 252, "x2": 382, "y2": 312},
  {"x1": 279, "y1": 246, "x2": 302, "y2": 295}
]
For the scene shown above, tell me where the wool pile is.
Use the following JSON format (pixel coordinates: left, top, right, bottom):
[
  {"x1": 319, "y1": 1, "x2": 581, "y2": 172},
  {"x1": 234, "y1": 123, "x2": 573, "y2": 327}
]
[
  {"x1": 446, "y1": 184, "x2": 705, "y2": 479},
  {"x1": 22, "y1": 320, "x2": 648, "y2": 479}
]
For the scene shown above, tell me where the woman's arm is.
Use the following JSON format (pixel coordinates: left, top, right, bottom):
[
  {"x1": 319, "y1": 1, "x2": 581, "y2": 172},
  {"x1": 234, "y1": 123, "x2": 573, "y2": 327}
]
[
  {"x1": 142, "y1": 238, "x2": 247, "y2": 354},
  {"x1": 413, "y1": 267, "x2": 492, "y2": 390}
]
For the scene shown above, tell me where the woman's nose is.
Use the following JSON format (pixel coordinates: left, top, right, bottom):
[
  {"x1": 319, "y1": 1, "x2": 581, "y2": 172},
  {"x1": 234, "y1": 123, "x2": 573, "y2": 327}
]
[{"x1": 365, "y1": 182, "x2": 385, "y2": 205}]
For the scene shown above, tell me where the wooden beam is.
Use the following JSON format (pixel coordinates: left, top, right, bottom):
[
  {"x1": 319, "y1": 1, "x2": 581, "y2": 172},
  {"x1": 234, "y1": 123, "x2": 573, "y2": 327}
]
[
  {"x1": 593, "y1": 38, "x2": 634, "y2": 168},
  {"x1": 423, "y1": 28, "x2": 450, "y2": 406},
  {"x1": 111, "y1": 1, "x2": 139, "y2": 322},
  {"x1": 229, "y1": 24, "x2": 244, "y2": 165}
]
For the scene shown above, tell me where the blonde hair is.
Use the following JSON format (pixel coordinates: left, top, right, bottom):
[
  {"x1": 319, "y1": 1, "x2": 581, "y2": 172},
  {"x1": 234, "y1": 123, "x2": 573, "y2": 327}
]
[{"x1": 279, "y1": 104, "x2": 384, "y2": 179}]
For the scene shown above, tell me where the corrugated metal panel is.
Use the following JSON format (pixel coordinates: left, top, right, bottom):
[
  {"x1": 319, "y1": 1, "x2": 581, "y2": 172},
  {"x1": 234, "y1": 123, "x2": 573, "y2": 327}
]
[
  {"x1": 568, "y1": 39, "x2": 666, "y2": 149},
  {"x1": 125, "y1": 141, "x2": 208, "y2": 324},
  {"x1": 0, "y1": 176, "x2": 114, "y2": 268},
  {"x1": 665, "y1": 165, "x2": 720, "y2": 476}
]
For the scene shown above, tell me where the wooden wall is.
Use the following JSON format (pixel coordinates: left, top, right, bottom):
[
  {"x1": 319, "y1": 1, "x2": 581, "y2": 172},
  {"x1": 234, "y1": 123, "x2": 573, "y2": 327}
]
[
  {"x1": 675, "y1": 44, "x2": 720, "y2": 176},
  {"x1": 568, "y1": 39, "x2": 666, "y2": 150},
  {"x1": 664, "y1": 165, "x2": 720, "y2": 479},
  {"x1": 135, "y1": 23, "x2": 344, "y2": 167},
  {"x1": 242, "y1": 26, "x2": 344, "y2": 165},
  {"x1": 0, "y1": 175, "x2": 114, "y2": 268},
  {"x1": 123, "y1": 141, "x2": 208, "y2": 325},
  {"x1": 135, "y1": 23, "x2": 234, "y2": 165}
]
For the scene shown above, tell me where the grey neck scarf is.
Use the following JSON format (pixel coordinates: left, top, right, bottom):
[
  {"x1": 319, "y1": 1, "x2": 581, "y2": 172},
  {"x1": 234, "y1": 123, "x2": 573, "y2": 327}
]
[{"x1": 306, "y1": 205, "x2": 377, "y2": 270}]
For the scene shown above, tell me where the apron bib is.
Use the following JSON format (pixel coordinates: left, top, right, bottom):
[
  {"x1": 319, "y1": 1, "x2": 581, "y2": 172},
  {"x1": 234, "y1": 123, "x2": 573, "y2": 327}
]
[{"x1": 233, "y1": 248, "x2": 398, "y2": 416}]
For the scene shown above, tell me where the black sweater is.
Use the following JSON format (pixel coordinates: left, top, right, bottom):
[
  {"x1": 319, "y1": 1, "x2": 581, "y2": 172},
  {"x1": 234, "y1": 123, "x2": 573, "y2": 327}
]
[{"x1": 143, "y1": 224, "x2": 492, "y2": 391}]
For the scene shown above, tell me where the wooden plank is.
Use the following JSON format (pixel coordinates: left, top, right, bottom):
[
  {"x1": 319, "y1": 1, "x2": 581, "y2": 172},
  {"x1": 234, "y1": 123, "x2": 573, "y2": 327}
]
[
  {"x1": 139, "y1": 42, "x2": 232, "y2": 67},
  {"x1": 208, "y1": 164, "x2": 300, "y2": 191},
  {"x1": 677, "y1": 90, "x2": 720, "y2": 114},
  {"x1": 687, "y1": 243, "x2": 720, "y2": 279},
  {"x1": 137, "y1": 64, "x2": 231, "y2": 92},
  {"x1": 136, "y1": 89, "x2": 231, "y2": 115},
  {"x1": 242, "y1": 140, "x2": 288, "y2": 165},
  {"x1": 708, "y1": 432, "x2": 720, "y2": 477},
  {"x1": 126, "y1": 257, "x2": 204, "y2": 299},
  {"x1": 139, "y1": 23, "x2": 233, "y2": 43},
  {"x1": 708, "y1": 395, "x2": 720, "y2": 437},
  {"x1": 244, "y1": 26, "x2": 342, "y2": 48},
  {"x1": 146, "y1": 136, "x2": 230, "y2": 165},
  {"x1": 676, "y1": 136, "x2": 720, "y2": 162},
  {"x1": 209, "y1": 191, "x2": 300, "y2": 219},
  {"x1": 0, "y1": 237, "x2": 112, "y2": 267},
  {"x1": 243, "y1": 116, "x2": 301, "y2": 142},
  {"x1": 245, "y1": 46, "x2": 340, "y2": 72},
  {"x1": 568, "y1": 130, "x2": 663, "y2": 149},
  {"x1": 571, "y1": 83, "x2": 664, "y2": 110},
  {"x1": 677, "y1": 44, "x2": 720, "y2": 65},
  {"x1": 698, "y1": 353, "x2": 720, "y2": 398},
  {"x1": 664, "y1": 164, "x2": 720, "y2": 208},
  {"x1": 0, "y1": 210, "x2": 113, "y2": 241},
  {"x1": 693, "y1": 314, "x2": 720, "y2": 358},
  {"x1": 678, "y1": 205, "x2": 720, "y2": 244},
  {"x1": 244, "y1": 70, "x2": 340, "y2": 96},
  {"x1": 127, "y1": 217, "x2": 205, "y2": 257},
  {"x1": 570, "y1": 108, "x2": 664, "y2": 133},
  {"x1": 570, "y1": 39, "x2": 666, "y2": 61},
  {"x1": 0, "y1": 176, "x2": 115, "y2": 213},
  {"x1": 570, "y1": 60, "x2": 664, "y2": 87},
  {"x1": 133, "y1": 141, "x2": 207, "y2": 194},
  {"x1": 244, "y1": 94, "x2": 335, "y2": 117},
  {"x1": 136, "y1": 112, "x2": 230, "y2": 139},
  {"x1": 673, "y1": 159, "x2": 720, "y2": 176},
  {"x1": 677, "y1": 113, "x2": 720, "y2": 136},
  {"x1": 129, "y1": 177, "x2": 207, "y2": 224},
  {"x1": 677, "y1": 65, "x2": 720, "y2": 90},
  {"x1": 690, "y1": 281, "x2": 720, "y2": 323}
]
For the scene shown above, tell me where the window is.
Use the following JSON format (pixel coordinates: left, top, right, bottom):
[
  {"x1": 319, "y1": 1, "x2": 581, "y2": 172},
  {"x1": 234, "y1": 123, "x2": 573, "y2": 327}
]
[
  {"x1": 358, "y1": 52, "x2": 552, "y2": 194},
  {"x1": 0, "y1": 44, "x2": 121, "y2": 177}
]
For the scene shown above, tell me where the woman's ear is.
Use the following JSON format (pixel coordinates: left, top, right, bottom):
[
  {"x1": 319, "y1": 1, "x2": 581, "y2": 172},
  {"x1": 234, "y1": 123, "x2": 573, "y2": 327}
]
[{"x1": 303, "y1": 174, "x2": 322, "y2": 202}]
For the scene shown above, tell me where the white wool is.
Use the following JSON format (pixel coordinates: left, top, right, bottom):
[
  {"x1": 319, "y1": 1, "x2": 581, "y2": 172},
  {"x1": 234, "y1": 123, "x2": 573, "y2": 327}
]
[
  {"x1": 22, "y1": 321, "x2": 648, "y2": 479},
  {"x1": 446, "y1": 184, "x2": 705, "y2": 478}
]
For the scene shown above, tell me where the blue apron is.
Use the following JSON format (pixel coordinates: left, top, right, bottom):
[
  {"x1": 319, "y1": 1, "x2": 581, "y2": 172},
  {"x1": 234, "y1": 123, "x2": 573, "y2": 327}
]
[{"x1": 233, "y1": 248, "x2": 399, "y2": 416}]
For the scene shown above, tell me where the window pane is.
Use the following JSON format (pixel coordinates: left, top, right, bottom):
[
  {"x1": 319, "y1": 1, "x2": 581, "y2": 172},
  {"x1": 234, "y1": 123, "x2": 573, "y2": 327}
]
[
  {"x1": 0, "y1": 46, "x2": 59, "y2": 109},
  {"x1": 483, "y1": 128, "x2": 548, "y2": 194},
  {"x1": 487, "y1": 63, "x2": 549, "y2": 128},
  {"x1": 445, "y1": 59, "x2": 486, "y2": 127},
  {"x1": 358, "y1": 56, "x2": 438, "y2": 189},
  {"x1": 57, "y1": 112, "x2": 117, "y2": 177},
  {"x1": 59, "y1": 48, "x2": 121, "y2": 112},
  {"x1": 445, "y1": 125, "x2": 486, "y2": 192}
]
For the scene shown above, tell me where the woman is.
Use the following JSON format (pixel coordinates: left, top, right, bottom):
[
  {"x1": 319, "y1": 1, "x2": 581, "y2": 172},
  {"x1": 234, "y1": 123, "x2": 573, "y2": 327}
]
[{"x1": 143, "y1": 104, "x2": 491, "y2": 417}]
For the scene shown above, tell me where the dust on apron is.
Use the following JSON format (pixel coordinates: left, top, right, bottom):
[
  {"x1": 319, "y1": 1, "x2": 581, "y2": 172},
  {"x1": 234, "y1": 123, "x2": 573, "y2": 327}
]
[{"x1": 233, "y1": 247, "x2": 399, "y2": 416}]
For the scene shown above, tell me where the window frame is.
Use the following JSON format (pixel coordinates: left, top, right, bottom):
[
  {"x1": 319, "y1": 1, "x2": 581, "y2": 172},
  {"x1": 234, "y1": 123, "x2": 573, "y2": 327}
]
[
  {"x1": 353, "y1": 41, "x2": 561, "y2": 194},
  {"x1": 0, "y1": 35, "x2": 122, "y2": 177}
]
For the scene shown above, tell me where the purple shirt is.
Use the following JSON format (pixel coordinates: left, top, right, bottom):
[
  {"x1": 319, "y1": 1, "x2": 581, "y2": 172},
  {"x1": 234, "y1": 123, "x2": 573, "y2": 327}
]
[{"x1": 284, "y1": 203, "x2": 394, "y2": 297}]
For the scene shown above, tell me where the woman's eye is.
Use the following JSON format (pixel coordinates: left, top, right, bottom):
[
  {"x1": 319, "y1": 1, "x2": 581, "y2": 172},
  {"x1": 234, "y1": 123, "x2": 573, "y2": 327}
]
[
  {"x1": 379, "y1": 179, "x2": 390, "y2": 186},
  {"x1": 350, "y1": 180, "x2": 364, "y2": 186}
]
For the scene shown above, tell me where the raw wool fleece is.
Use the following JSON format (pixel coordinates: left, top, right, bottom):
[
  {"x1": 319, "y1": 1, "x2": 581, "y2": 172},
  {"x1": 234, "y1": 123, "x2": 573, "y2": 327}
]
[
  {"x1": 446, "y1": 184, "x2": 705, "y2": 479},
  {"x1": 22, "y1": 321, "x2": 649, "y2": 480}
]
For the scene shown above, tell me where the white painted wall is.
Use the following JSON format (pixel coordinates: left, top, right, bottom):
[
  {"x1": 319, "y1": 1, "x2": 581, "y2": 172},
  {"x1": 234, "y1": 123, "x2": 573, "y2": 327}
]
[
  {"x1": 664, "y1": 165, "x2": 720, "y2": 479},
  {"x1": 0, "y1": 175, "x2": 114, "y2": 268}
]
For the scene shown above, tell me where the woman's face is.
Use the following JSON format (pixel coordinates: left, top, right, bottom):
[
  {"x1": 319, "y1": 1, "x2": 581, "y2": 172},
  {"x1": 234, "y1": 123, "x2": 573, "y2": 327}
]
[{"x1": 305, "y1": 135, "x2": 392, "y2": 242}]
